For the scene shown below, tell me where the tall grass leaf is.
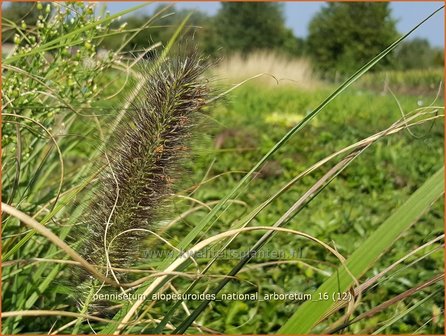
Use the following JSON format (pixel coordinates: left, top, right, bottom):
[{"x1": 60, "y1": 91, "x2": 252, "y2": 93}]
[
  {"x1": 278, "y1": 166, "x2": 444, "y2": 334},
  {"x1": 2, "y1": 172, "x2": 97, "y2": 260},
  {"x1": 372, "y1": 290, "x2": 438, "y2": 334}
]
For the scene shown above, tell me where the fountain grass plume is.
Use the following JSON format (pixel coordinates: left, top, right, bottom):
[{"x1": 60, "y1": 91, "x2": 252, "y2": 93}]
[{"x1": 74, "y1": 46, "x2": 212, "y2": 313}]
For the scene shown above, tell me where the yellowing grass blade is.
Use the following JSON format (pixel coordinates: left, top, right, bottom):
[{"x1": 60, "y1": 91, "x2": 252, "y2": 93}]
[{"x1": 279, "y1": 166, "x2": 444, "y2": 334}]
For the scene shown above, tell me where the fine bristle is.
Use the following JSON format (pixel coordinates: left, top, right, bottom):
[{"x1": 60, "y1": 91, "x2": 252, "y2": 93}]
[{"x1": 73, "y1": 46, "x2": 211, "y2": 312}]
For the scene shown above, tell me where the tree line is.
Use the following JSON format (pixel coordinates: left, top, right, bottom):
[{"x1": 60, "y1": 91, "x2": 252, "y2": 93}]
[{"x1": 3, "y1": 2, "x2": 443, "y2": 77}]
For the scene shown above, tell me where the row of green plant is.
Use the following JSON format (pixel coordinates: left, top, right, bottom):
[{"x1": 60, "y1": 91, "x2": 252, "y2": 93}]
[{"x1": 357, "y1": 68, "x2": 443, "y2": 96}]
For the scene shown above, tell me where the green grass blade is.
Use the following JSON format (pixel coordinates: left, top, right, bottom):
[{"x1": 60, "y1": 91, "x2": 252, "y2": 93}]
[
  {"x1": 278, "y1": 166, "x2": 444, "y2": 334},
  {"x1": 167, "y1": 5, "x2": 445, "y2": 264},
  {"x1": 3, "y1": 3, "x2": 152, "y2": 65},
  {"x1": 372, "y1": 290, "x2": 438, "y2": 334},
  {"x1": 172, "y1": 148, "x2": 367, "y2": 333},
  {"x1": 2, "y1": 172, "x2": 96, "y2": 260}
]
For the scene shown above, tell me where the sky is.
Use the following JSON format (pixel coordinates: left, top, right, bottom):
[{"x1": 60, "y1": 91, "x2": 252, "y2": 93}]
[{"x1": 101, "y1": 1, "x2": 444, "y2": 47}]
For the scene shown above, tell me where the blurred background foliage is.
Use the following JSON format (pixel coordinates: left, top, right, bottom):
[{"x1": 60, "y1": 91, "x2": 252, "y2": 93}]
[{"x1": 3, "y1": 1, "x2": 443, "y2": 78}]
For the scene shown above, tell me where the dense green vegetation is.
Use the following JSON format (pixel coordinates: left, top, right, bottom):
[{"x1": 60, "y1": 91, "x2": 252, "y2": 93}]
[
  {"x1": 181, "y1": 83, "x2": 444, "y2": 333},
  {"x1": 1, "y1": 2, "x2": 444, "y2": 335}
]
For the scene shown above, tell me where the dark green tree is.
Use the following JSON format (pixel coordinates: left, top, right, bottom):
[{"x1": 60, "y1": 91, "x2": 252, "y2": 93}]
[
  {"x1": 395, "y1": 38, "x2": 443, "y2": 70},
  {"x1": 307, "y1": 3, "x2": 399, "y2": 77},
  {"x1": 214, "y1": 2, "x2": 302, "y2": 56},
  {"x1": 432, "y1": 48, "x2": 444, "y2": 68},
  {"x1": 101, "y1": 5, "x2": 215, "y2": 54}
]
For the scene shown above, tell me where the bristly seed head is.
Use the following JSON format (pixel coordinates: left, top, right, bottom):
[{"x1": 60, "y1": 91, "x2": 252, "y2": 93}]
[{"x1": 73, "y1": 45, "x2": 212, "y2": 313}]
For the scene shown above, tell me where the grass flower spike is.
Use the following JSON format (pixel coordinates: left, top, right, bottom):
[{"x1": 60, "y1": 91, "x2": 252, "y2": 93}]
[{"x1": 74, "y1": 47, "x2": 211, "y2": 312}]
